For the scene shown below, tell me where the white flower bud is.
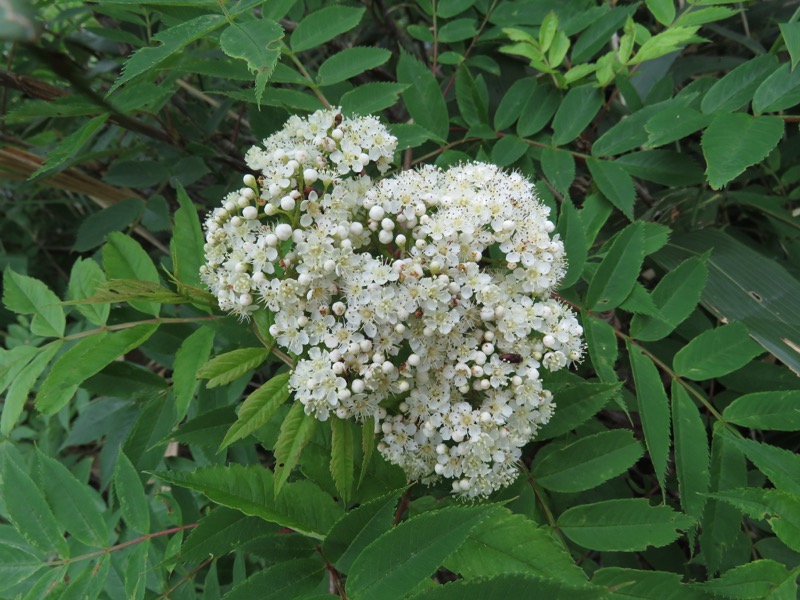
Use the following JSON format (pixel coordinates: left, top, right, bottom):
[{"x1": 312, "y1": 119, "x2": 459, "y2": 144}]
[
  {"x1": 274, "y1": 223, "x2": 292, "y2": 240},
  {"x1": 264, "y1": 203, "x2": 278, "y2": 216},
  {"x1": 352, "y1": 379, "x2": 366, "y2": 394},
  {"x1": 369, "y1": 205, "x2": 385, "y2": 221},
  {"x1": 280, "y1": 196, "x2": 296, "y2": 211},
  {"x1": 378, "y1": 230, "x2": 393, "y2": 244},
  {"x1": 407, "y1": 354, "x2": 420, "y2": 367},
  {"x1": 243, "y1": 174, "x2": 257, "y2": 187},
  {"x1": 395, "y1": 233, "x2": 407, "y2": 246},
  {"x1": 242, "y1": 206, "x2": 258, "y2": 220}
]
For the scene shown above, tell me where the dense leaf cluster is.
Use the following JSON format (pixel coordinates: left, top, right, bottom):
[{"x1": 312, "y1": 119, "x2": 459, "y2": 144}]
[{"x1": 1, "y1": 0, "x2": 799, "y2": 598}]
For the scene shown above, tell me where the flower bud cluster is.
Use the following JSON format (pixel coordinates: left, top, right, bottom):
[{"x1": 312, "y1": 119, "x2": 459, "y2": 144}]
[{"x1": 201, "y1": 108, "x2": 583, "y2": 498}]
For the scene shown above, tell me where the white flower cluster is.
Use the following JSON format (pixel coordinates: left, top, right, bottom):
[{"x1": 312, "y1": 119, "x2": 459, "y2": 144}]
[{"x1": 201, "y1": 108, "x2": 584, "y2": 498}]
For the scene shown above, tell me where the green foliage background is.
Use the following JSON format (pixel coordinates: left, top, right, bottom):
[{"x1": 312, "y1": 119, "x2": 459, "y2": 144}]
[{"x1": 1, "y1": 0, "x2": 800, "y2": 597}]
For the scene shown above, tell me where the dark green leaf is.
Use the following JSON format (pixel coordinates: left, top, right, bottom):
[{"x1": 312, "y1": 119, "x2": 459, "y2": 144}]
[
  {"x1": 291, "y1": 6, "x2": 365, "y2": 53},
  {"x1": 330, "y1": 417, "x2": 355, "y2": 505},
  {"x1": 102, "y1": 232, "x2": 161, "y2": 316},
  {"x1": 671, "y1": 383, "x2": 710, "y2": 525},
  {"x1": 410, "y1": 573, "x2": 610, "y2": 600},
  {"x1": 173, "y1": 326, "x2": 215, "y2": 421},
  {"x1": 29, "y1": 114, "x2": 109, "y2": 179},
  {"x1": 572, "y1": 5, "x2": 635, "y2": 62},
  {"x1": 593, "y1": 100, "x2": 675, "y2": 157},
  {"x1": 541, "y1": 147, "x2": 575, "y2": 195},
  {"x1": 753, "y1": 60, "x2": 800, "y2": 114},
  {"x1": 780, "y1": 22, "x2": 800, "y2": 71},
  {"x1": 340, "y1": 82, "x2": 409, "y2": 115},
  {"x1": 397, "y1": 52, "x2": 449, "y2": 140},
  {"x1": 196, "y1": 347, "x2": 270, "y2": 389},
  {"x1": 558, "y1": 499, "x2": 695, "y2": 551},
  {"x1": 702, "y1": 113, "x2": 784, "y2": 190},
  {"x1": 551, "y1": 85, "x2": 602, "y2": 146},
  {"x1": 538, "y1": 382, "x2": 619, "y2": 441},
  {"x1": 645, "y1": 106, "x2": 712, "y2": 147},
  {"x1": 222, "y1": 558, "x2": 324, "y2": 600},
  {"x1": 219, "y1": 19, "x2": 283, "y2": 106},
  {"x1": 585, "y1": 221, "x2": 645, "y2": 311},
  {"x1": 586, "y1": 158, "x2": 635, "y2": 219},
  {"x1": 723, "y1": 432, "x2": 800, "y2": 498},
  {"x1": 700, "y1": 54, "x2": 778, "y2": 114},
  {"x1": 554, "y1": 197, "x2": 586, "y2": 288},
  {"x1": 628, "y1": 343, "x2": 671, "y2": 492},
  {"x1": 180, "y1": 508, "x2": 278, "y2": 563},
  {"x1": 1, "y1": 343, "x2": 61, "y2": 435},
  {"x1": 438, "y1": 0, "x2": 476, "y2": 18},
  {"x1": 0, "y1": 542, "x2": 42, "y2": 592},
  {"x1": 495, "y1": 78, "x2": 535, "y2": 131},
  {"x1": 318, "y1": 47, "x2": 391, "y2": 85},
  {"x1": 582, "y1": 314, "x2": 619, "y2": 384},
  {"x1": 592, "y1": 567, "x2": 695, "y2": 600},
  {"x1": 274, "y1": 401, "x2": 318, "y2": 494},
  {"x1": 517, "y1": 84, "x2": 560, "y2": 137},
  {"x1": 170, "y1": 181, "x2": 205, "y2": 289},
  {"x1": 723, "y1": 391, "x2": 800, "y2": 431},
  {"x1": 694, "y1": 559, "x2": 794, "y2": 599},
  {"x1": 3, "y1": 269, "x2": 65, "y2": 338},
  {"x1": 614, "y1": 150, "x2": 704, "y2": 186},
  {"x1": 455, "y1": 66, "x2": 488, "y2": 127},
  {"x1": 491, "y1": 135, "x2": 528, "y2": 166},
  {"x1": 114, "y1": 451, "x2": 150, "y2": 534},
  {"x1": 673, "y1": 322, "x2": 763, "y2": 381},
  {"x1": 73, "y1": 198, "x2": 145, "y2": 252}
]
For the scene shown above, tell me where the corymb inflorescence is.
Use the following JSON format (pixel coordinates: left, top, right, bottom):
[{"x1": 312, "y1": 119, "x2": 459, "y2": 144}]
[{"x1": 201, "y1": 108, "x2": 584, "y2": 498}]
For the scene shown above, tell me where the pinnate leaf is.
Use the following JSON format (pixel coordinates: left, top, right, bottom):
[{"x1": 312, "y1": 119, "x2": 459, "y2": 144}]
[
  {"x1": 173, "y1": 326, "x2": 215, "y2": 421},
  {"x1": 671, "y1": 383, "x2": 710, "y2": 526},
  {"x1": 397, "y1": 52, "x2": 449, "y2": 140},
  {"x1": 586, "y1": 158, "x2": 635, "y2": 220},
  {"x1": 585, "y1": 221, "x2": 645, "y2": 311},
  {"x1": 290, "y1": 6, "x2": 365, "y2": 53},
  {"x1": 3, "y1": 268, "x2": 65, "y2": 338},
  {"x1": 273, "y1": 401, "x2": 318, "y2": 494},
  {"x1": 318, "y1": 47, "x2": 391, "y2": 85},
  {"x1": 170, "y1": 182, "x2": 205, "y2": 289},
  {"x1": 723, "y1": 391, "x2": 800, "y2": 431},
  {"x1": 221, "y1": 372, "x2": 290, "y2": 449},
  {"x1": 219, "y1": 19, "x2": 283, "y2": 107},
  {"x1": 673, "y1": 322, "x2": 762, "y2": 380},
  {"x1": 114, "y1": 451, "x2": 150, "y2": 534},
  {"x1": 102, "y1": 232, "x2": 161, "y2": 316},
  {"x1": 330, "y1": 416, "x2": 355, "y2": 505},
  {"x1": 197, "y1": 347, "x2": 270, "y2": 388}
]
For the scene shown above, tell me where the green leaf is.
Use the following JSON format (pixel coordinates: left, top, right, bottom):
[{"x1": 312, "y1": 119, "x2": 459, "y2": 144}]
[
  {"x1": 345, "y1": 504, "x2": 500, "y2": 600},
  {"x1": 572, "y1": 5, "x2": 635, "y2": 63},
  {"x1": 171, "y1": 406, "x2": 236, "y2": 447},
  {"x1": 554, "y1": 197, "x2": 586, "y2": 288},
  {"x1": 558, "y1": 499, "x2": 695, "y2": 551},
  {"x1": 614, "y1": 150, "x2": 704, "y2": 186},
  {"x1": 630, "y1": 255, "x2": 707, "y2": 341},
  {"x1": 629, "y1": 26, "x2": 701, "y2": 65},
  {"x1": 671, "y1": 383, "x2": 710, "y2": 525},
  {"x1": 109, "y1": 15, "x2": 226, "y2": 93},
  {"x1": 517, "y1": 84, "x2": 560, "y2": 137},
  {"x1": 410, "y1": 573, "x2": 610, "y2": 600},
  {"x1": 360, "y1": 415, "x2": 376, "y2": 487},
  {"x1": 592, "y1": 100, "x2": 676, "y2": 157},
  {"x1": 628, "y1": 343, "x2": 671, "y2": 492},
  {"x1": 0, "y1": 542, "x2": 42, "y2": 593},
  {"x1": 494, "y1": 78, "x2": 535, "y2": 131},
  {"x1": 592, "y1": 567, "x2": 694, "y2": 600},
  {"x1": 397, "y1": 52, "x2": 449, "y2": 140},
  {"x1": 701, "y1": 54, "x2": 778, "y2": 114},
  {"x1": 290, "y1": 6, "x2": 365, "y2": 53},
  {"x1": 179, "y1": 508, "x2": 278, "y2": 563},
  {"x1": 455, "y1": 66, "x2": 488, "y2": 127},
  {"x1": 318, "y1": 47, "x2": 391, "y2": 85},
  {"x1": 113, "y1": 451, "x2": 150, "y2": 534},
  {"x1": 695, "y1": 560, "x2": 795, "y2": 599},
  {"x1": 173, "y1": 326, "x2": 215, "y2": 421},
  {"x1": 753, "y1": 62, "x2": 800, "y2": 114},
  {"x1": 36, "y1": 449, "x2": 108, "y2": 547},
  {"x1": 620, "y1": 282, "x2": 660, "y2": 317},
  {"x1": 722, "y1": 432, "x2": 800, "y2": 498},
  {"x1": 439, "y1": 18, "x2": 477, "y2": 43},
  {"x1": 340, "y1": 82, "x2": 409, "y2": 115},
  {"x1": 219, "y1": 19, "x2": 283, "y2": 107},
  {"x1": 196, "y1": 348, "x2": 270, "y2": 389},
  {"x1": 102, "y1": 232, "x2": 161, "y2": 316},
  {"x1": 67, "y1": 258, "x2": 110, "y2": 326},
  {"x1": 538, "y1": 382, "x2": 621, "y2": 441},
  {"x1": 645, "y1": 106, "x2": 712, "y2": 147},
  {"x1": 673, "y1": 322, "x2": 763, "y2": 381},
  {"x1": 0, "y1": 345, "x2": 38, "y2": 397},
  {"x1": 445, "y1": 510, "x2": 587, "y2": 583},
  {"x1": 702, "y1": 113, "x2": 784, "y2": 190},
  {"x1": 330, "y1": 417, "x2": 355, "y2": 505},
  {"x1": 541, "y1": 147, "x2": 575, "y2": 195},
  {"x1": 1, "y1": 342, "x2": 61, "y2": 435},
  {"x1": 35, "y1": 323, "x2": 159, "y2": 414},
  {"x1": 700, "y1": 423, "x2": 747, "y2": 576},
  {"x1": 585, "y1": 221, "x2": 645, "y2": 311},
  {"x1": 3, "y1": 269, "x2": 65, "y2": 338},
  {"x1": 29, "y1": 114, "x2": 109, "y2": 179},
  {"x1": 222, "y1": 558, "x2": 325, "y2": 600},
  {"x1": 274, "y1": 401, "x2": 318, "y2": 494},
  {"x1": 723, "y1": 391, "x2": 800, "y2": 431},
  {"x1": 533, "y1": 429, "x2": 643, "y2": 493},
  {"x1": 322, "y1": 488, "x2": 405, "y2": 572},
  {"x1": 220, "y1": 372, "x2": 291, "y2": 449},
  {"x1": 646, "y1": 0, "x2": 675, "y2": 25},
  {"x1": 491, "y1": 135, "x2": 528, "y2": 166},
  {"x1": 780, "y1": 22, "x2": 800, "y2": 71},
  {"x1": 1, "y1": 453, "x2": 69, "y2": 557},
  {"x1": 154, "y1": 464, "x2": 343, "y2": 539},
  {"x1": 437, "y1": 0, "x2": 476, "y2": 18},
  {"x1": 74, "y1": 198, "x2": 145, "y2": 252},
  {"x1": 582, "y1": 314, "x2": 619, "y2": 384},
  {"x1": 586, "y1": 158, "x2": 635, "y2": 220},
  {"x1": 170, "y1": 182, "x2": 205, "y2": 289},
  {"x1": 551, "y1": 85, "x2": 602, "y2": 146}
]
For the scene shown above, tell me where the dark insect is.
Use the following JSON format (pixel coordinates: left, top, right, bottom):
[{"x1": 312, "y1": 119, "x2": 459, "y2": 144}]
[
  {"x1": 334, "y1": 113, "x2": 343, "y2": 126},
  {"x1": 499, "y1": 353, "x2": 522, "y2": 364}
]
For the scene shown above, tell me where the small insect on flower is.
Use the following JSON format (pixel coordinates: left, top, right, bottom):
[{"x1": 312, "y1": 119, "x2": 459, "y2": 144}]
[{"x1": 499, "y1": 353, "x2": 523, "y2": 364}]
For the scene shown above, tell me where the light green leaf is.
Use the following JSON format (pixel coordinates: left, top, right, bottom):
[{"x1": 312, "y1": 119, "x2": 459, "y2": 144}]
[
  {"x1": 630, "y1": 255, "x2": 707, "y2": 341},
  {"x1": 1, "y1": 453, "x2": 69, "y2": 557},
  {"x1": 753, "y1": 62, "x2": 800, "y2": 113},
  {"x1": 114, "y1": 451, "x2": 150, "y2": 534},
  {"x1": 29, "y1": 114, "x2": 109, "y2": 180},
  {"x1": 723, "y1": 391, "x2": 800, "y2": 431},
  {"x1": 36, "y1": 449, "x2": 108, "y2": 547},
  {"x1": 629, "y1": 26, "x2": 701, "y2": 64},
  {"x1": 170, "y1": 182, "x2": 205, "y2": 289},
  {"x1": 173, "y1": 326, "x2": 215, "y2": 421},
  {"x1": 552, "y1": 85, "x2": 602, "y2": 146},
  {"x1": 0, "y1": 542, "x2": 42, "y2": 593},
  {"x1": 196, "y1": 347, "x2": 270, "y2": 389},
  {"x1": 220, "y1": 372, "x2": 290, "y2": 449},
  {"x1": 1, "y1": 342, "x2": 61, "y2": 435},
  {"x1": 318, "y1": 47, "x2": 391, "y2": 85},
  {"x1": 585, "y1": 221, "x2": 645, "y2": 311},
  {"x1": 35, "y1": 323, "x2": 159, "y2": 414},
  {"x1": 3, "y1": 269, "x2": 65, "y2": 338},
  {"x1": 222, "y1": 558, "x2": 325, "y2": 600},
  {"x1": 0, "y1": 344, "x2": 38, "y2": 396},
  {"x1": 274, "y1": 401, "x2": 318, "y2": 494},
  {"x1": 154, "y1": 465, "x2": 343, "y2": 539},
  {"x1": 219, "y1": 19, "x2": 283, "y2": 106},
  {"x1": 671, "y1": 383, "x2": 710, "y2": 526},
  {"x1": 102, "y1": 232, "x2": 161, "y2": 316},
  {"x1": 322, "y1": 488, "x2": 405, "y2": 572},
  {"x1": 346, "y1": 504, "x2": 500, "y2": 600},
  {"x1": 67, "y1": 258, "x2": 109, "y2": 326},
  {"x1": 445, "y1": 510, "x2": 587, "y2": 583},
  {"x1": 290, "y1": 6, "x2": 365, "y2": 53},
  {"x1": 722, "y1": 432, "x2": 800, "y2": 498},
  {"x1": 694, "y1": 560, "x2": 794, "y2": 599},
  {"x1": 702, "y1": 113, "x2": 784, "y2": 190},
  {"x1": 586, "y1": 158, "x2": 635, "y2": 219},
  {"x1": 330, "y1": 417, "x2": 355, "y2": 506},
  {"x1": 397, "y1": 52, "x2": 449, "y2": 140},
  {"x1": 533, "y1": 429, "x2": 643, "y2": 493},
  {"x1": 628, "y1": 343, "x2": 671, "y2": 492},
  {"x1": 340, "y1": 82, "x2": 409, "y2": 115},
  {"x1": 673, "y1": 322, "x2": 763, "y2": 380},
  {"x1": 675, "y1": 6, "x2": 738, "y2": 27},
  {"x1": 109, "y1": 15, "x2": 226, "y2": 93},
  {"x1": 780, "y1": 22, "x2": 800, "y2": 71},
  {"x1": 558, "y1": 499, "x2": 695, "y2": 551},
  {"x1": 646, "y1": 0, "x2": 675, "y2": 25},
  {"x1": 701, "y1": 54, "x2": 778, "y2": 114}
]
